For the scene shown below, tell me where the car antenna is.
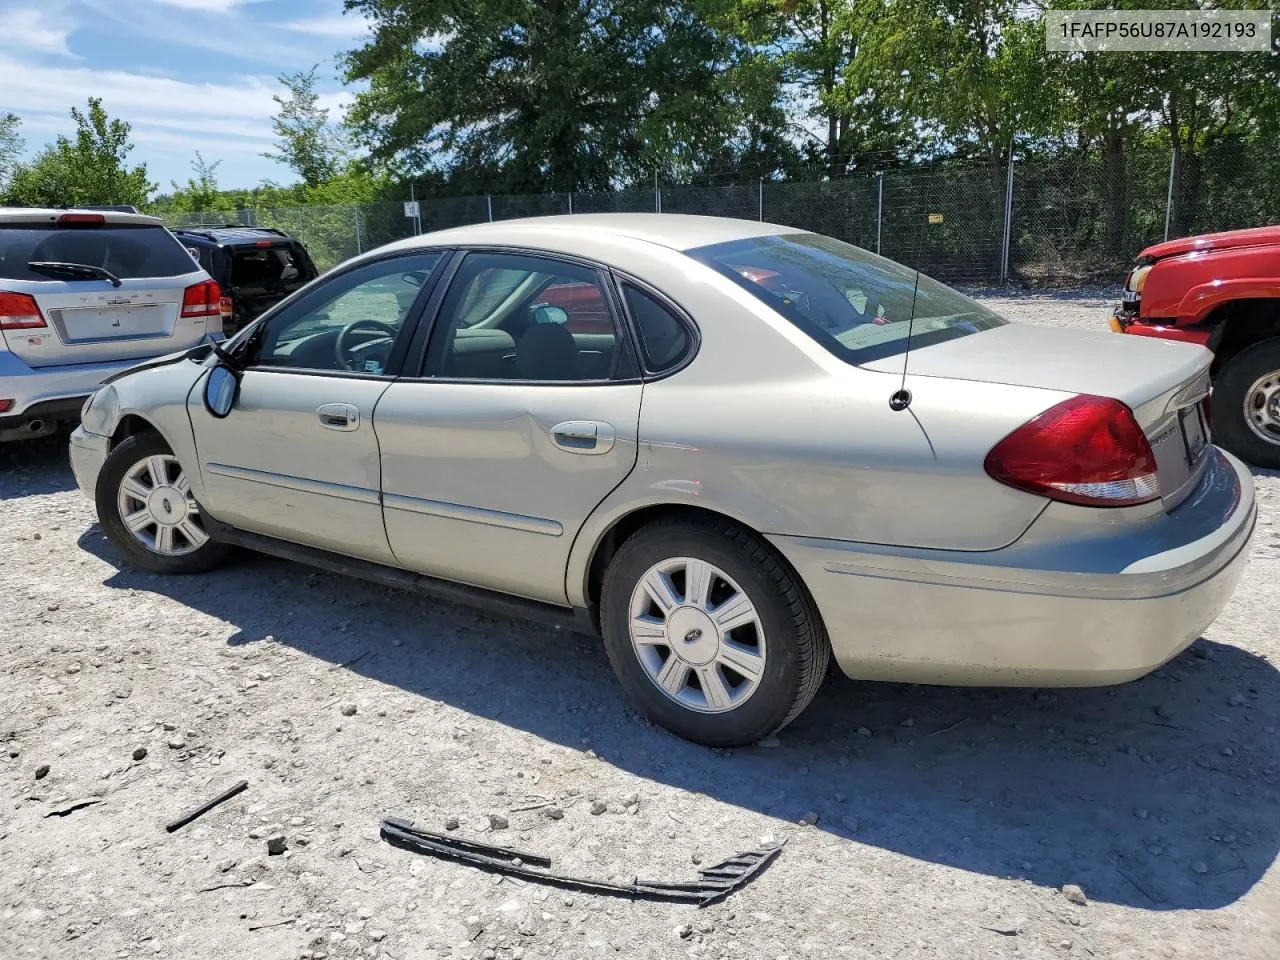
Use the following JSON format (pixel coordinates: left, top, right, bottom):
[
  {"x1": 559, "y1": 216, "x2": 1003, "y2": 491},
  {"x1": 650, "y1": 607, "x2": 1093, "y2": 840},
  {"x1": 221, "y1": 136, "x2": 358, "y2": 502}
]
[{"x1": 889, "y1": 272, "x2": 920, "y2": 411}]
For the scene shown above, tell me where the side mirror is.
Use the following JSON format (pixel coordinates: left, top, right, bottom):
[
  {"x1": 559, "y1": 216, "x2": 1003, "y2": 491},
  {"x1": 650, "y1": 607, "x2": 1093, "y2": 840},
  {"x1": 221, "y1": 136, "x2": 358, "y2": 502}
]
[
  {"x1": 204, "y1": 364, "x2": 240, "y2": 419},
  {"x1": 532, "y1": 304, "x2": 569, "y2": 325}
]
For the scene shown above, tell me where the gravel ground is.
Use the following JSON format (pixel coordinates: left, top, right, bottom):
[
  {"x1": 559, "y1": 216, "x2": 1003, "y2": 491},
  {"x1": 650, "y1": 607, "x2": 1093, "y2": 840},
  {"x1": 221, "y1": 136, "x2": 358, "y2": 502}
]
[{"x1": 1, "y1": 291, "x2": 1278, "y2": 960}]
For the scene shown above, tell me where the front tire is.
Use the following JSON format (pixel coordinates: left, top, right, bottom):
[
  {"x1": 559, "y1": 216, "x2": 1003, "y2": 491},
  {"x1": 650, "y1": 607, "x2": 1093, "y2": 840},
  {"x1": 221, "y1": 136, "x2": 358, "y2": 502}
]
[
  {"x1": 95, "y1": 431, "x2": 231, "y2": 574},
  {"x1": 600, "y1": 517, "x2": 829, "y2": 747},
  {"x1": 1213, "y1": 339, "x2": 1280, "y2": 469}
]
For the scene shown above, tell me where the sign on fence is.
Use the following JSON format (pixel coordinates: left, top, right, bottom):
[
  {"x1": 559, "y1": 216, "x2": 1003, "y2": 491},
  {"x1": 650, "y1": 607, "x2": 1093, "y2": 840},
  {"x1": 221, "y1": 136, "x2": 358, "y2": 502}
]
[{"x1": 403, "y1": 201, "x2": 420, "y2": 218}]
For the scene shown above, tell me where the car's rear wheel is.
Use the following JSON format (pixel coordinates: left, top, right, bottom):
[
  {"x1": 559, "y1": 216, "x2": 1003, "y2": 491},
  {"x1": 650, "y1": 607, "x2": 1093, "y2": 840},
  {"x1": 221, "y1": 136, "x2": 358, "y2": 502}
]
[
  {"x1": 95, "y1": 431, "x2": 231, "y2": 574},
  {"x1": 1213, "y1": 339, "x2": 1280, "y2": 469},
  {"x1": 599, "y1": 517, "x2": 829, "y2": 747}
]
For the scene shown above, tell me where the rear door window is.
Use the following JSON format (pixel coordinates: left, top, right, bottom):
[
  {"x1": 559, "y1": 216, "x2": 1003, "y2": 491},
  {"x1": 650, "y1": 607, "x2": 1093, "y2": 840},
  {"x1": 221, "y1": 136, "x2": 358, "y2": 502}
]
[
  {"x1": 231, "y1": 245, "x2": 307, "y2": 291},
  {"x1": 0, "y1": 224, "x2": 199, "y2": 281}
]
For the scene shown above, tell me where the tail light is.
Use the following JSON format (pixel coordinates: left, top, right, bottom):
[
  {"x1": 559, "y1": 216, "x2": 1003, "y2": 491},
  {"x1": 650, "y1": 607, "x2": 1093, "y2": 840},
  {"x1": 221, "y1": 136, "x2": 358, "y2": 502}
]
[
  {"x1": 57, "y1": 213, "x2": 106, "y2": 225},
  {"x1": 0, "y1": 292, "x2": 48, "y2": 330},
  {"x1": 984, "y1": 395, "x2": 1161, "y2": 507},
  {"x1": 220, "y1": 295, "x2": 234, "y2": 321},
  {"x1": 182, "y1": 279, "x2": 222, "y2": 318}
]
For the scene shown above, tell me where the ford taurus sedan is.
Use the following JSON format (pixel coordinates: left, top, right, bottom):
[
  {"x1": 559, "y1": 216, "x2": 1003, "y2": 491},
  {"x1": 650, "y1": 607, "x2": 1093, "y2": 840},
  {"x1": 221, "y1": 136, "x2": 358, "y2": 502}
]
[{"x1": 68, "y1": 215, "x2": 1256, "y2": 746}]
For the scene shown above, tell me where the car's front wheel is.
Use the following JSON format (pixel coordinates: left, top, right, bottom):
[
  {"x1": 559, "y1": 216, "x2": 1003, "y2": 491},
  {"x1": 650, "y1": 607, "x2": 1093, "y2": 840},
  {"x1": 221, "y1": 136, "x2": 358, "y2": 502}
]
[
  {"x1": 95, "y1": 431, "x2": 231, "y2": 574},
  {"x1": 1213, "y1": 338, "x2": 1280, "y2": 469},
  {"x1": 600, "y1": 517, "x2": 829, "y2": 747}
]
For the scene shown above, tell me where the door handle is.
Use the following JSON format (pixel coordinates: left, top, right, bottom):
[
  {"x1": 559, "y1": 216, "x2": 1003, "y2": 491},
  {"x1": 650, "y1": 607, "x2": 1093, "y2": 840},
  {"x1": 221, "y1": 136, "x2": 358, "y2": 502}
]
[
  {"x1": 317, "y1": 403, "x2": 359, "y2": 432},
  {"x1": 551, "y1": 421, "x2": 616, "y2": 455}
]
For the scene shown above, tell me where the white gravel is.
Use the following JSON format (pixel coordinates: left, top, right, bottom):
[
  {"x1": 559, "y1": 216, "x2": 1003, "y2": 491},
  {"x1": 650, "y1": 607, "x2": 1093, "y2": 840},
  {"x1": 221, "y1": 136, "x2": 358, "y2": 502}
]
[{"x1": 1, "y1": 290, "x2": 1278, "y2": 960}]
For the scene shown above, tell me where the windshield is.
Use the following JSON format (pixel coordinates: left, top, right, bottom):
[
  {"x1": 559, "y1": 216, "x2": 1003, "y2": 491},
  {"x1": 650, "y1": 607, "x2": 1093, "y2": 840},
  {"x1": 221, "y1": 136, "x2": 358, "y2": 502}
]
[
  {"x1": 688, "y1": 233, "x2": 1007, "y2": 364},
  {"x1": 0, "y1": 224, "x2": 199, "y2": 282}
]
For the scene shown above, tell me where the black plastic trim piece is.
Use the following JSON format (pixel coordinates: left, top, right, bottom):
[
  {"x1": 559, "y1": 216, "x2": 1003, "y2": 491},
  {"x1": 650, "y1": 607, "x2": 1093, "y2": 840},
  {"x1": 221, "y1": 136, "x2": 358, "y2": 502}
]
[{"x1": 380, "y1": 816, "x2": 784, "y2": 907}]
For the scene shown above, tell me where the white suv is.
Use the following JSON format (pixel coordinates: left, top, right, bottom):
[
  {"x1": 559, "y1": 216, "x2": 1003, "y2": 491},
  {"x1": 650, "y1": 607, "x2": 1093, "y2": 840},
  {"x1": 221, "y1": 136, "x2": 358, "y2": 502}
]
[{"x1": 0, "y1": 208, "x2": 223, "y2": 442}]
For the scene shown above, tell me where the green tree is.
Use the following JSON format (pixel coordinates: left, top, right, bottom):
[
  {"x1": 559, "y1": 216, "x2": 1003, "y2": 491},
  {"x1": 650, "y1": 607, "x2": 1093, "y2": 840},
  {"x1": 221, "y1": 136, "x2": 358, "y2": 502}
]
[
  {"x1": 166, "y1": 152, "x2": 223, "y2": 213},
  {"x1": 342, "y1": 0, "x2": 757, "y2": 192},
  {"x1": 6, "y1": 99, "x2": 153, "y2": 207},
  {"x1": 264, "y1": 67, "x2": 347, "y2": 187},
  {"x1": 0, "y1": 112, "x2": 23, "y2": 195}
]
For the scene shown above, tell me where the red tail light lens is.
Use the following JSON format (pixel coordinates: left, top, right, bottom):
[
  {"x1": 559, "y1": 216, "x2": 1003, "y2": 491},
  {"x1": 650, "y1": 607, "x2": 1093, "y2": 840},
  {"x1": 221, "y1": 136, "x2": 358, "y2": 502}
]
[
  {"x1": 0, "y1": 291, "x2": 48, "y2": 330},
  {"x1": 984, "y1": 395, "x2": 1161, "y2": 508},
  {"x1": 219, "y1": 295, "x2": 233, "y2": 319},
  {"x1": 182, "y1": 279, "x2": 222, "y2": 318},
  {"x1": 57, "y1": 213, "x2": 106, "y2": 225}
]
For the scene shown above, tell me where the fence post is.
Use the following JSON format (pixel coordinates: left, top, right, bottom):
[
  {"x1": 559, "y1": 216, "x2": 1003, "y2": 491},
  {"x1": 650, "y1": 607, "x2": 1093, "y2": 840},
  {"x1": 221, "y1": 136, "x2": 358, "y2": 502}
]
[
  {"x1": 875, "y1": 171, "x2": 884, "y2": 255},
  {"x1": 654, "y1": 170, "x2": 661, "y2": 213},
  {"x1": 758, "y1": 179, "x2": 764, "y2": 221},
  {"x1": 1164, "y1": 149, "x2": 1177, "y2": 241},
  {"x1": 354, "y1": 206, "x2": 362, "y2": 255},
  {"x1": 1000, "y1": 143, "x2": 1015, "y2": 285},
  {"x1": 486, "y1": 194, "x2": 494, "y2": 222},
  {"x1": 568, "y1": 192, "x2": 574, "y2": 215}
]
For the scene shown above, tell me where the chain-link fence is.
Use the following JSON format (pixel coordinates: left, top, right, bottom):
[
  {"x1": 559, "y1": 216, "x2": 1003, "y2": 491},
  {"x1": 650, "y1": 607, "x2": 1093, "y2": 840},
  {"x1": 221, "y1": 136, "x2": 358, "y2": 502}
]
[{"x1": 163, "y1": 142, "x2": 1278, "y2": 286}]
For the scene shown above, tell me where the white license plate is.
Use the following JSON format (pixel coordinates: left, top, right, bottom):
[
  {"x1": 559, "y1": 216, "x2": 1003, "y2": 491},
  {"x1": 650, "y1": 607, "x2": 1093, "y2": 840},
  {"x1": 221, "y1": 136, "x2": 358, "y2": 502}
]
[
  {"x1": 62, "y1": 305, "x2": 166, "y2": 341},
  {"x1": 1179, "y1": 401, "x2": 1209, "y2": 466}
]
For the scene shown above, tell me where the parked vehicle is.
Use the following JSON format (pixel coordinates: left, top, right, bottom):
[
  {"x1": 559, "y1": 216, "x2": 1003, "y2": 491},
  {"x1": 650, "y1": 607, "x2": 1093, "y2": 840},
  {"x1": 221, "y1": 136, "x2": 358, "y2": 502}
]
[
  {"x1": 0, "y1": 208, "x2": 224, "y2": 443},
  {"x1": 1110, "y1": 225, "x2": 1280, "y2": 467},
  {"x1": 172, "y1": 227, "x2": 318, "y2": 335},
  {"x1": 70, "y1": 215, "x2": 1255, "y2": 746}
]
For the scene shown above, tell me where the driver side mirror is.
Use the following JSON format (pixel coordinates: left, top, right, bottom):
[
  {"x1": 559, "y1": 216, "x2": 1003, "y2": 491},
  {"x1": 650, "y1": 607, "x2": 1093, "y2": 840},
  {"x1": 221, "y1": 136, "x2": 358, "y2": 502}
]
[
  {"x1": 532, "y1": 304, "x2": 569, "y2": 325},
  {"x1": 204, "y1": 364, "x2": 240, "y2": 419}
]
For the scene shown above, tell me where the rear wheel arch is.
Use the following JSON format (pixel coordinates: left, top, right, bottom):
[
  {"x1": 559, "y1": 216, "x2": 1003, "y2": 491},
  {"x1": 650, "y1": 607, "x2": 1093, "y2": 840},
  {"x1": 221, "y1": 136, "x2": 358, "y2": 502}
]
[{"x1": 581, "y1": 503, "x2": 815, "y2": 632}]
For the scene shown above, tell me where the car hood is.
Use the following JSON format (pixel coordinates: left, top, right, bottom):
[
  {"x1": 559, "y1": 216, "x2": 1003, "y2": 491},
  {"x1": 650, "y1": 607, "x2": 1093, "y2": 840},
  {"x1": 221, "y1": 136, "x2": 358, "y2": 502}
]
[
  {"x1": 863, "y1": 323, "x2": 1210, "y2": 418},
  {"x1": 1139, "y1": 224, "x2": 1280, "y2": 260}
]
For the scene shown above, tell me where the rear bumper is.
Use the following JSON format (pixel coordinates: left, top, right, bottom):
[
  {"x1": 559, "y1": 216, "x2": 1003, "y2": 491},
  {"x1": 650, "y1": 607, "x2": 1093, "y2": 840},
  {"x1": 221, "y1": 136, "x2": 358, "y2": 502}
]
[
  {"x1": 0, "y1": 334, "x2": 225, "y2": 421},
  {"x1": 769, "y1": 447, "x2": 1256, "y2": 686}
]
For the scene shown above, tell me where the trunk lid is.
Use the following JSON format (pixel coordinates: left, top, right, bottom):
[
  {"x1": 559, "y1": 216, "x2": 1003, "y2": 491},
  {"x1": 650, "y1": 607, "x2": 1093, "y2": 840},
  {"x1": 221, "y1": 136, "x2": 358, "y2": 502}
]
[{"x1": 867, "y1": 324, "x2": 1214, "y2": 508}]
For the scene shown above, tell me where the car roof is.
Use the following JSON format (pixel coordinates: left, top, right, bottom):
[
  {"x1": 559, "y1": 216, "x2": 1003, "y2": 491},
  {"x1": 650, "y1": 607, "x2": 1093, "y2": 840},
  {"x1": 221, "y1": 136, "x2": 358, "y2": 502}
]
[
  {"x1": 172, "y1": 226, "x2": 294, "y2": 246},
  {"x1": 402, "y1": 213, "x2": 803, "y2": 253},
  {"x1": 0, "y1": 207, "x2": 164, "y2": 227}
]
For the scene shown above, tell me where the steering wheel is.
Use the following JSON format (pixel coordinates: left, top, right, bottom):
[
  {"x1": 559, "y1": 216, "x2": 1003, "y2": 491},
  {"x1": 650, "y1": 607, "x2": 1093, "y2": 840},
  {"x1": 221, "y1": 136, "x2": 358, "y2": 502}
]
[{"x1": 334, "y1": 319, "x2": 398, "y2": 371}]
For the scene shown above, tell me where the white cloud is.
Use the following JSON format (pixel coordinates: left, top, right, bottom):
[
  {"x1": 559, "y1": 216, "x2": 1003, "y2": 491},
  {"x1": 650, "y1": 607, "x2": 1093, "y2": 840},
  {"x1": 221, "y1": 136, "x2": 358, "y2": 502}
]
[
  {"x1": 2, "y1": 51, "x2": 361, "y2": 185},
  {"x1": 0, "y1": 9, "x2": 75, "y2": 56},
  {"x1": 145, "y1": 0, "x2": 268, "y2": 11},
  {"x1": 276, "y1": 13, "x2": 373, "y2": 38}
]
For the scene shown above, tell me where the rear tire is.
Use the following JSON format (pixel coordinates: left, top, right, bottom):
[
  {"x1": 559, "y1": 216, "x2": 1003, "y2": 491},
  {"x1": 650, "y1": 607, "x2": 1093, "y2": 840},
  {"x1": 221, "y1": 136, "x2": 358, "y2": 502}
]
[
  {"x1": 1212, "y1": 339, "x2": 1280, "y2": 469},
  {"x1": 599, "y1": 517, "x2": 829, "y2": 747},
  {"x1": 95, "y1": 431, "x2": 232, "y2": 574}
]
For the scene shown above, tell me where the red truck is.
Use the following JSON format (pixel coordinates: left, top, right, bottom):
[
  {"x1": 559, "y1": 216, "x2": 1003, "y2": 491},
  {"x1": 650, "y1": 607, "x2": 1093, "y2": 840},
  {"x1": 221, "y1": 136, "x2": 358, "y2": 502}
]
[{"x1": 1111, "y1": 225, "x2": 1280, "y2": 468}]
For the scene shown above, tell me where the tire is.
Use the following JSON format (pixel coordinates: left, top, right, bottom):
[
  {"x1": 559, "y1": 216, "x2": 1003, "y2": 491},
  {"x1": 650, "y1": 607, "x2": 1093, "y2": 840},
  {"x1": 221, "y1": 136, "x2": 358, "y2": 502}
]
[
  {"x1": 95, "y1": 430, "x2": 232, "y2": 574},
  {"x1": 599, "y1": 517, "x2": 830, "y2": 747},
  {"x1": 1212, "y1": 338, "x2": 1280, "y2": 469}
]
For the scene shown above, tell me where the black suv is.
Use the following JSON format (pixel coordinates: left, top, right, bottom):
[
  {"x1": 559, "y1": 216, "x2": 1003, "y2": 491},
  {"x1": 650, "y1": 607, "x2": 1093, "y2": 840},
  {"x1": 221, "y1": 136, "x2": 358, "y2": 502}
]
[{"x1": 172, "y1": 226, "x2": 319, "y2": 334}]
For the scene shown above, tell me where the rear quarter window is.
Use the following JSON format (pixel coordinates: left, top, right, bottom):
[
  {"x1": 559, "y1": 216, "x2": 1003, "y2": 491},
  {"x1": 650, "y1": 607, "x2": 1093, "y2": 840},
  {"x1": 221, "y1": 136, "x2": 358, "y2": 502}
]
[{"x1": 0, "y1": 224, "x2": 199, "y2": 281}]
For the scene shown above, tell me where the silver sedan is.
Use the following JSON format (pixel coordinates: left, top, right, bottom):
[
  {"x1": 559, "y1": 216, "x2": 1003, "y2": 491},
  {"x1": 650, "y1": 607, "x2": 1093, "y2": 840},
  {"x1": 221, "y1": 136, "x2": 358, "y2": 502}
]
[{"x1": 69, "y1": 215, "x2": 1256, "y2": 746}]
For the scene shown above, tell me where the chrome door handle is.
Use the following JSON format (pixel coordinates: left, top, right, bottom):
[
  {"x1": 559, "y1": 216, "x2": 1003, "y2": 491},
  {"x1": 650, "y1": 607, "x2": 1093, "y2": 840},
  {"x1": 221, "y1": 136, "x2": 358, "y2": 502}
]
[
  {"x1": 317, "y1": 403, "x2": 359, "y2": 431},
  {"x1": 551, "y1": 420, "x2": 616, "y2": 455}
]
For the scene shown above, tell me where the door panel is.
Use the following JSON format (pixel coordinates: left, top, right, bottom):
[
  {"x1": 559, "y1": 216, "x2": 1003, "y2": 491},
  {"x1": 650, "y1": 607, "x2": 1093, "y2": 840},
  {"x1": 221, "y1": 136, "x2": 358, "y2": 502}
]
[
  {"x1": 186, "y1": 251, "x2": 444, "y2": 561},
  {"x1": 376, "y1": 382, "x2": 642, "y2": 603},
  {"x1": 189, "y1": 371, "x2": 395, "y2": 562}
]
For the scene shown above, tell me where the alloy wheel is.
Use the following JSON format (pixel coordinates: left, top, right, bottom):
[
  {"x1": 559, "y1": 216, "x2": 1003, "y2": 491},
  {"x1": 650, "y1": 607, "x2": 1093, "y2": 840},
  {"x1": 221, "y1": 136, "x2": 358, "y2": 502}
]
[
  {"x1": 116, "y1": 455, "x2": 209, "y2": 556},
  {"x1": 627, "y1": 556, "x2": 767, "y2": 714}
]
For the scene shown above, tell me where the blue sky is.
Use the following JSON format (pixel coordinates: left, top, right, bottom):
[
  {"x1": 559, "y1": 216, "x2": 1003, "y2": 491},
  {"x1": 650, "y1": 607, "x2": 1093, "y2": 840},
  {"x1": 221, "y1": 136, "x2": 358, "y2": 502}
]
[{"x1": 0, "y1": 0, "x2": 370, "y2": 190}]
